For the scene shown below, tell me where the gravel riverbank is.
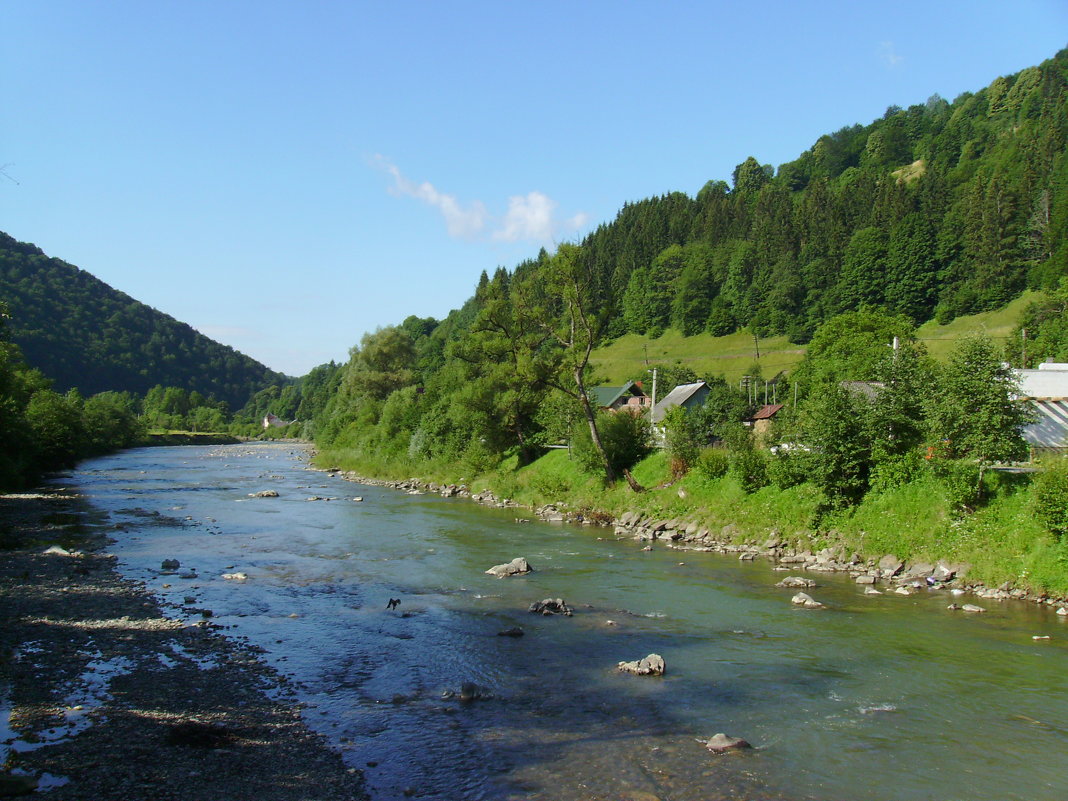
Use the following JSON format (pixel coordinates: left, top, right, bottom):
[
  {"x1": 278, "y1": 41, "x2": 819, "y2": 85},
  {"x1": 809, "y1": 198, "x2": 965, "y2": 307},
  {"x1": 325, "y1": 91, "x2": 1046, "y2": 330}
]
[{"x1": 0, "y1": 486, "x2": 368, "y2": 801}]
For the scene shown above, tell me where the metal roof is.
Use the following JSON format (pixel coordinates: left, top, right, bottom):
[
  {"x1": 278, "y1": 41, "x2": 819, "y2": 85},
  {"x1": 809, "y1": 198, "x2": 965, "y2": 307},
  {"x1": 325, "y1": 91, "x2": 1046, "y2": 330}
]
[
  {"x1": 751, "y1": 403, "x2": 784, "y2": 421},
  {"x1": 651, "y1": 381, "x2": 708, "y2": 423},
  {"x1": 588, "y1": 381, "x2": 644, "y2": 408},
  {"x1": 1023, "y1": 399, "x2": 1068, "y2": 449}
]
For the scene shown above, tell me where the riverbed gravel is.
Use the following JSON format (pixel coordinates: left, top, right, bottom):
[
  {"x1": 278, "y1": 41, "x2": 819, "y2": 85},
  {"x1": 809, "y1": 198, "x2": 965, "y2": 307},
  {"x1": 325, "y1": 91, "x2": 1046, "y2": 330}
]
[{"x1": 0, "y1": 486, "x2": 368, "y2": 800}]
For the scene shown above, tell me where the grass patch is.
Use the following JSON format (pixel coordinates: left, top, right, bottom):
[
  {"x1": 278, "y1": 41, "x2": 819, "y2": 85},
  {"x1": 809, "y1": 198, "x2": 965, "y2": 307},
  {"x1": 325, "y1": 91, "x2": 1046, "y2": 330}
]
[
  {"x1": 915, "y1": 292, "x2": 1037, "y2": 361},
  {"x1": 588, "y1": 292, "x2": 1039, "y2": 390},
  {"x1": 590, "y1": 330, "x2": 805, "y2": 385}
]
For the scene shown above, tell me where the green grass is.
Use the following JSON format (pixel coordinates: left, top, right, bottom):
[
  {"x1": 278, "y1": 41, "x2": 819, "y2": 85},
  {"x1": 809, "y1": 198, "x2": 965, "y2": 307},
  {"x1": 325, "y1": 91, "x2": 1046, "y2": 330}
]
[
  {"x1": 915, "y1": 291, "x2": 1038, "y2": 361},
  {"x1": 591, "y1": 329, "x2": 805, "y2": 386},
  {"x1": 589, "y1": 291, "x2": 1040, "y2": 389}
]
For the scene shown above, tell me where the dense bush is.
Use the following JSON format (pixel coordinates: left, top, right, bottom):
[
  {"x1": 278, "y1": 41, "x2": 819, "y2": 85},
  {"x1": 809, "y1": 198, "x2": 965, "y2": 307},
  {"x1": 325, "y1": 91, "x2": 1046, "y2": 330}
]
[
  {"x1": 694, "y1": 447, "x2": 729, "y2": 480},
  {"x1": 730, "y1": 448, "x2": 769, "y2": 494},
  {"x1": 572, "y1": 411, "x2": 652, "y2": 478},
  {"x1": 1033, "y1": 457, "x2": 1068, "y2": 538},
  {"x1": 931, "y1": 459, "x2": 984, "y2": 512}
]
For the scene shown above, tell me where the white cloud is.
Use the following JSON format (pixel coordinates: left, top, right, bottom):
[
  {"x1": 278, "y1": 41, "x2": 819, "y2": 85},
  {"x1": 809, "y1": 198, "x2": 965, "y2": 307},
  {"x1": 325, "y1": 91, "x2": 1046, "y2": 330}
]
[
  {"x1": 878, "y1": 41, "x2": 902, "y2": 68},
  {"x1": 373, "y1": 156, "x2": 587, "y2": 245},
  {"x1": 375, "y1": 155, "x2": 487, "y2": 239},
  {"x1": 494, "y1": 191, "x2": 556, "y2": 242}
]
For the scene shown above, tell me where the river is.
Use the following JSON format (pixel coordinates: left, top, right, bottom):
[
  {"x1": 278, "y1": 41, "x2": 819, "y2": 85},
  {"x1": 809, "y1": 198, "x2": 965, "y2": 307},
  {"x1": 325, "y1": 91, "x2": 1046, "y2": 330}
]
[{"x1": 67, "y1": 442, "x2": 1068, "y2": 801}]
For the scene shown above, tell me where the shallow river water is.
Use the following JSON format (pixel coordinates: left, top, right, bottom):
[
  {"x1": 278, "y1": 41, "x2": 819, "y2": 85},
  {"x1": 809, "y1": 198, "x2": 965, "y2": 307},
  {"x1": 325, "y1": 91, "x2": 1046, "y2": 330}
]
[{"x1": 67, "y1": 442, "x2": 1068, "y2": 801}]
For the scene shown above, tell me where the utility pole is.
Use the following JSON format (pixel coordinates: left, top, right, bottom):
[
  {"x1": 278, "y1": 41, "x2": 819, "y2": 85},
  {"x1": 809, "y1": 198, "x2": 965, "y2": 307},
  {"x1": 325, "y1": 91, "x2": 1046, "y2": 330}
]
[
  {"x1": 1021, "y1": 328, "x2": 1027, "y2": 367},
  {"x1": 753, "y1": 332, "x2": 760, "y2": 360},
  {"x1": 647, "y1": 367, "x2": 657, "y2": 416}
]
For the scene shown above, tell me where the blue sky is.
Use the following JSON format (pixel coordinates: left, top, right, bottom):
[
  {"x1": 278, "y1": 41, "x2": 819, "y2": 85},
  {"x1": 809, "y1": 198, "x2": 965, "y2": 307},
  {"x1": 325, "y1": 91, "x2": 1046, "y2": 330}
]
[{"x1": 2, "y1": 1, "x2": 1065, "y2": 377}]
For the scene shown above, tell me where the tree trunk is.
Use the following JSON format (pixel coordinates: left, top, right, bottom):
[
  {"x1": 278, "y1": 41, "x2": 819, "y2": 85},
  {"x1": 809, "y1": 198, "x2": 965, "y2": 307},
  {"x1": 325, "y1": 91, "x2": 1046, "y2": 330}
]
[
  {"x1": 623, "y1": 468, "x2": 645, "y2": 493},
  {"x1": 574, "y1": 366, "x2": 617, "y2": 483}
]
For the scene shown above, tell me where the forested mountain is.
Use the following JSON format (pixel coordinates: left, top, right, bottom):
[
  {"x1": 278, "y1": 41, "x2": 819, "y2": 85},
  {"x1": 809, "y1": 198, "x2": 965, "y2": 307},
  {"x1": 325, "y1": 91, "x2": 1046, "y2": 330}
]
[
  {"x1": 309, "y1": 48, "x2": 1068, "y2": 477},
  {"x1": 0, "y1": 233, "x2": 287, "y2": 409},
  {"x1": 572, "y1": 48, "x2": 1068, "y2": 343}
]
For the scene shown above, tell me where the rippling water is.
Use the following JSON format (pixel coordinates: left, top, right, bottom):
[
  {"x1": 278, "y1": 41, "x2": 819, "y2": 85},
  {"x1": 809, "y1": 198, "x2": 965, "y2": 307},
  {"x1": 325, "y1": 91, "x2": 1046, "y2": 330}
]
[{"x1": 68, "y1": 442, "x2": 1068, "y2": 801}]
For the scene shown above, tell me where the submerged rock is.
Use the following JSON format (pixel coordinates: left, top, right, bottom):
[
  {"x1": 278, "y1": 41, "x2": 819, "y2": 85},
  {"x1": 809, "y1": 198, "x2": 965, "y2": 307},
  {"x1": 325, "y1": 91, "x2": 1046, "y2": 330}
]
[
  {"x1": 528, "y1": 598, "x2": 572, "y2": 616},
  {"x1": 617, "y1": 653, "x2": 665, "y2": 676},
  {"x1": 161, "y1": 559, "x2": 180, "y2": 571},
  {"x1": 485, "y1": 557, "x2": 532, "y2": 578},
  {"x1": 497, "y1": 627, "x2": 524, "y2": 637},
  {"x1": 776, "y1": 576, "x2": 816, "y2": 589},
  {"x1": 248, "y1": 490, "x2": 279, "y2": 498},
  {"x1": 704, "y1": 733, "x2": 752, "y2": 753},
  {"x1": 0, "y1": 773, "x2": 39, "y2": 795},
  {"x1": 442, "y1": 682, "x2": 492, "y2": 702}
]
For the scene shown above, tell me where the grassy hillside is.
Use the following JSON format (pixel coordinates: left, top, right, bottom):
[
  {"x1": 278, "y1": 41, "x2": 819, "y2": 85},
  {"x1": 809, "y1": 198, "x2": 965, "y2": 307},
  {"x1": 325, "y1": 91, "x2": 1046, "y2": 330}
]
[
  {"x1": 915, "y1": 291, "x2": 1038, "y2": 361},
  {"x1": 589, "y1": 291, "x2": 1041, "y2": 388},
  {"x1": 591, "y1": 330, "x2": 804, "y2": 386}
]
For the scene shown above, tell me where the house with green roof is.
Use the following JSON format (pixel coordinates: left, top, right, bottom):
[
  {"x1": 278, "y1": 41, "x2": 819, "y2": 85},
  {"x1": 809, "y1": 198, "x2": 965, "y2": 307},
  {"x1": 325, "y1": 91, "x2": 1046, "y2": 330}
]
[{"x1": 588, "y1": 381, "x2": 649, "y2": 413}]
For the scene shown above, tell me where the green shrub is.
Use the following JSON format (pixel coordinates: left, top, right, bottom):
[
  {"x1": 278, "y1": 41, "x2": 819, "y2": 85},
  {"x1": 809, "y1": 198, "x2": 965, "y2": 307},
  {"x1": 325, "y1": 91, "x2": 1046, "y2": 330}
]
[
  {"x1": 694, "y1": 447, "x2": 729, "y2": 480},
  {"x1": 1033, "y1": 457, "x2": 1068, "y2": 538},
  {"x1": 932, "y1": 458, "x2": 982, "y2": 512},
  {"x1": 767, "y1": 448, "x2": 810, "y2": 490},
  {"x1": 730, "y1": 448, "x2": 769, "y2": 494},
  {"x1": 459, "y1": 440, "x2": 499, "y2": 477},
  {"x1": 868, "y1": 450, "x2": 926, "y2": 494},
  {"x1": 572, "y1": 411, "x2": 651, "y2": 477}
]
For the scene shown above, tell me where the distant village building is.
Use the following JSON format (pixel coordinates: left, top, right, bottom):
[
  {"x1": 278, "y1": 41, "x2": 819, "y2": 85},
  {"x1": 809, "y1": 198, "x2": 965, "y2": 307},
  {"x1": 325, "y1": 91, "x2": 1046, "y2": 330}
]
[
  {"x1": 651, "y1": 381, "x2": 710, "y2": 424},
  {"x1": 1015, "y1": 362, "x2": 1068, "y2": 453},
  {"x1": 263, "y1": 413, "x2": 289, "y2": 429},
  {"x1": 746, "y1": 403, "x2": 784, "y2": 441},
  {"x1": 588, "y1": 381, "x2": 649, "y2": 413}
]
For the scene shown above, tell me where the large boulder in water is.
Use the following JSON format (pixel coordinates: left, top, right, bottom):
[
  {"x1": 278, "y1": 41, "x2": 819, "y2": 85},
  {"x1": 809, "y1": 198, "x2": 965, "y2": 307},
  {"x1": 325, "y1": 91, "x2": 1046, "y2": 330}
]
[
  {"x1": 617, "y1": 653, "x2": 665, "y2": 676},
  {"x1": 791, "y1": 592, "x2": 824, "y2": 608},
  {"x1": 485, "y1": 557, "x2": 532, "y2": 578}
]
